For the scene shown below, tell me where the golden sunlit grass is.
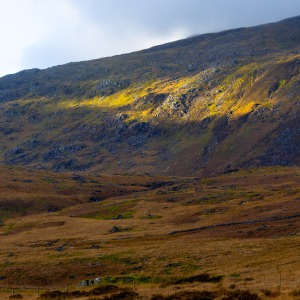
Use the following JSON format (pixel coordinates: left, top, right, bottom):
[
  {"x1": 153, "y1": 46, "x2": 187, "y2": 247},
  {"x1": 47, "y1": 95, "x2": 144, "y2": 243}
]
[{"x1": 0, "y1": 166, "x2": 299, "y2": 299}]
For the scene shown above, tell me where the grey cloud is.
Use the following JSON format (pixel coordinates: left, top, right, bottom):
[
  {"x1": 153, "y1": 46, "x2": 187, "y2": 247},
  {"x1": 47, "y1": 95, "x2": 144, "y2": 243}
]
[
  {"x1": 7, "y1": 0, "x2": 300, "y2": 75},
  {"x1": 73, "y1": 0, "x2": 300, "y2": 34}
]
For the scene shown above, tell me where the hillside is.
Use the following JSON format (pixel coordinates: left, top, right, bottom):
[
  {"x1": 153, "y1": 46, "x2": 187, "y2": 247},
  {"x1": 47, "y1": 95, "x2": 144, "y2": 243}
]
[{"x1": 0, "y1": 16, "x2": 300, "y2": 175}]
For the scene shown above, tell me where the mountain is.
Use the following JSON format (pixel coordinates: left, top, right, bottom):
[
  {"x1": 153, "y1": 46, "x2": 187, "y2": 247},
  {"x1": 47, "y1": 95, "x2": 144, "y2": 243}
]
[{"x1": 0, "y1": 16, "x2": 299, "y2": 176}]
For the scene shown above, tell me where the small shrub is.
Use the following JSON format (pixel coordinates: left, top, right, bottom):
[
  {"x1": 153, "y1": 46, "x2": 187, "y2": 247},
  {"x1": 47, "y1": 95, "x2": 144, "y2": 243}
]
[
  {"x1": 90, "y1": 284, "x2": 120, "y2": 295},
  {"x1": 151, "y1": 290, "x2": 216, "y2": 300},
  {"x1": 38, "y1": 289, "x2": 87, "y2": 299},
  {"x1": 221, "y1": 289, "x2": 261, "y2": 300},
  {"x1": 101, "y1": 275, "x2": 152, "y2": 284},
  {"x1": 38, "y1": 290, "x2": 63, "y2": 299},
  {"x1": 174, "y1": 273, "x2": 223, "y2": 284},
  {"x1": 152, "y1": 289, "x2": 261, "y2": 300},
  {"x1": 67, "y1": 290, "x2": 88, "y2": 298},
  {"x1": 151, "y1": 295, "x2": 165, "y2": 300},
  {"x1": 261, "y1": 289, "x2": 280, "y2": 297},
  {"x1": 9, "y1": 295, "x2": 23, "y2": 300},
  {"x1": 103, "y1": 290, "x2": 140, "y2": 300},
  {"x1": 292, "y1": 289, "x2": 300, "y2": 296},
  {"x1": 244, "y1": 277, "x2": 254, "y2": 282}
]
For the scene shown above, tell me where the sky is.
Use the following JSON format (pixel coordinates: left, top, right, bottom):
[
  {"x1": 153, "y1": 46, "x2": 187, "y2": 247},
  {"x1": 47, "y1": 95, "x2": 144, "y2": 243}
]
[{"x1": 0, "y1": 0, "x2": 300, "y2": 77}]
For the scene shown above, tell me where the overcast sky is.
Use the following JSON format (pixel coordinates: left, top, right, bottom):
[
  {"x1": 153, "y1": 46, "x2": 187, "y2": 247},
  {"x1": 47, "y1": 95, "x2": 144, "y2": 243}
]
[{"x1": 0, "y1": 0, "x2": 299, "y2": 77}]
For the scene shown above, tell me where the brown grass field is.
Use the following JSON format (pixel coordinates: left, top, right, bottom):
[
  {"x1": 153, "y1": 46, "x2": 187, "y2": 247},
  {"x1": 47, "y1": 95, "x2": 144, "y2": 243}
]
[{"x1": 0, "y1": 166, "x2": 299, "y2": 299}]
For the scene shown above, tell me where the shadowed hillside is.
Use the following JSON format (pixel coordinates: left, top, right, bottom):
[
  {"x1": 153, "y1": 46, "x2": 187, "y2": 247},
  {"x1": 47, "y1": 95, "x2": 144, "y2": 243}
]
[{"x1": 0, "y1": 16, "x2": 299, "y2": 175}]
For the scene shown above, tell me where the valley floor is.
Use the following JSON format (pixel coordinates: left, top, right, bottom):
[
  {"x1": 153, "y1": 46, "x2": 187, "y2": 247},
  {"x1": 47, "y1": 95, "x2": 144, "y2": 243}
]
[{"x1": 0, "y1": 166, "x2": 299, "y2": 299}]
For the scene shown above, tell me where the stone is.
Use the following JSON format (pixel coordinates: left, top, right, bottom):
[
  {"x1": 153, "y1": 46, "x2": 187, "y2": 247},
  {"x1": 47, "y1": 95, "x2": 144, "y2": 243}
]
[
  {"x1": 110, "y1": 226, "x2": 121, "y2": 233},
  {"x1": 78, "y1": 280, "x2": 89, "y2": 287},
  {"x1": 89, "y1": 196, "x2": 104, "y2": 202},
  {"x1": 71, "y1": 175, "x2": 86, "y2": 183}
]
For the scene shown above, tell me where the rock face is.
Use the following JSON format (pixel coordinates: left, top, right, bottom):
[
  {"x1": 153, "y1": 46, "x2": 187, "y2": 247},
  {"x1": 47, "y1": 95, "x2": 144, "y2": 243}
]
[
  {"x1": 0, "y1": 16, "x2": 299, "y2": 176},
  {"x1": 257, "y1": 120, "x2": 300, "y2": 166}
]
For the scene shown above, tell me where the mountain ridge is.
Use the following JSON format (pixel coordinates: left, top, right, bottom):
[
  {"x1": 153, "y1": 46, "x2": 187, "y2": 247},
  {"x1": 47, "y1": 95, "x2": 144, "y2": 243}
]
[
  {"x1": 2, "y1": 14, "x2": 300, "y2": 80},
  {"x1": 1, "y1": 15, "x2": 300, "y2": 100}
]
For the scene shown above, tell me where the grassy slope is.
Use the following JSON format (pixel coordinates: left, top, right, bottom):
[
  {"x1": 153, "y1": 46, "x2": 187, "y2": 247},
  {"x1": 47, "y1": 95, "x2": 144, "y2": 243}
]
[
  {"x1": 0, "y1": 17, "x2": 299, "y2": 175},
  {"x1": 0, "y1": 166, "x2": 299, "y2": 299}
]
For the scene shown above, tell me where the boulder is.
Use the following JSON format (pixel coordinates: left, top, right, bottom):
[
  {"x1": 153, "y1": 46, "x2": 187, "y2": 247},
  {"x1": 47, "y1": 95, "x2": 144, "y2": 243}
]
[
  {"x1": 71, "y1": 175, "x2": 86, "y2": 183},
  {"x1": 110, "y1": 226, "x2": 121, "y2": 233},
  {"x1": 89, "y1": 196, "x2": 104, "y2": 202}
]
